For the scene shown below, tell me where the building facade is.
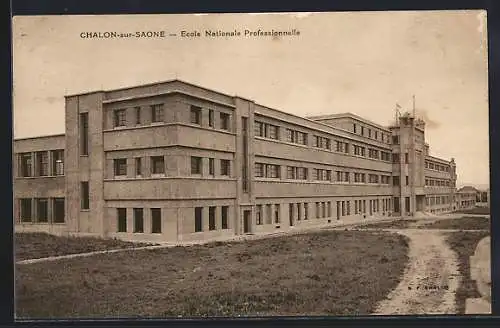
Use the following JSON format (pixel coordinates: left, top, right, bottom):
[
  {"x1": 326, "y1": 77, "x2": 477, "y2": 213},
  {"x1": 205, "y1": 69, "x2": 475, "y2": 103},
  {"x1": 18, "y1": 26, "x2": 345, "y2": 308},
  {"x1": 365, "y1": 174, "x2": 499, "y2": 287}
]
[
  {"x1": 14, "y1": 80, "x2": 458, "y2": 242},
  {"x1": 456, "y1": 186, "x2": 479, "y2": 210}
]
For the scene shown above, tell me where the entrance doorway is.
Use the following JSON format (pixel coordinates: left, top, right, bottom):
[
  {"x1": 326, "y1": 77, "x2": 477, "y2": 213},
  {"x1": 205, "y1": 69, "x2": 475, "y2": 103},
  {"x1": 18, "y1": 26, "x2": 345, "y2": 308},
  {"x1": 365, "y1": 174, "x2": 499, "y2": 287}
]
[
  {"x1": 243, "y1": 210, "x2": 251, "y2": 233},
  {"x1": 416, "y1": 195, "x2": 425, "y2": 212}
]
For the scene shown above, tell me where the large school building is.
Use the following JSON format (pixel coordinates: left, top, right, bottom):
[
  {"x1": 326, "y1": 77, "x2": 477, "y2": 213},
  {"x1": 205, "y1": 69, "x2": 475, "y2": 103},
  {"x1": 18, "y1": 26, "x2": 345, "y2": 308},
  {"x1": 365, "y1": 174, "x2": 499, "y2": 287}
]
[{"x1": 13, "y1": 80, "x2": 460, "y2": 242}]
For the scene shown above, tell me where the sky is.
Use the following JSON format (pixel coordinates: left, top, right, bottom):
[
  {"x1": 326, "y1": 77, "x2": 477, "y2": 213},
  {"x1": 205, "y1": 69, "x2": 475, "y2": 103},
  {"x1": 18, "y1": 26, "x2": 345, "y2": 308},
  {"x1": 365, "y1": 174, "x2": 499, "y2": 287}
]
[{"x1": 12, "y1": 11, "x2": 489, "y2": 187}]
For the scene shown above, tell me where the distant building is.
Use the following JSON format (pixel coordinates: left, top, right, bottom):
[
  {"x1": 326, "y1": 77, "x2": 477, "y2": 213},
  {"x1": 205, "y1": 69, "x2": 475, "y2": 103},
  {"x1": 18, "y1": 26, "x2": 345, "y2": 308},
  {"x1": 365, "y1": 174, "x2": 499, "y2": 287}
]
[
  {"x1": 476, "y1": 188, "x2": 489, "y2": 207},
  {"x1": 456, "y1": 186, "x2": 478, "y2": 210},
  {"x1": 13, "y1": 79, "x2": 458, "y2": 242}
]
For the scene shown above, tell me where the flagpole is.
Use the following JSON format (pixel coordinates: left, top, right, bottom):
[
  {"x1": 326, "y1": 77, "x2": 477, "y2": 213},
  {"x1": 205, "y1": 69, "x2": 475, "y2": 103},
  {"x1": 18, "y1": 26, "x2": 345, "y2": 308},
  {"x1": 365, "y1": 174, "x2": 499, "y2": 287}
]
[
  {"x1": 412, "y1": 95, "x2": 416, "y2": 117},
  {"x1": 395, "y1": 104, "x2": 398, "y2": 125}
]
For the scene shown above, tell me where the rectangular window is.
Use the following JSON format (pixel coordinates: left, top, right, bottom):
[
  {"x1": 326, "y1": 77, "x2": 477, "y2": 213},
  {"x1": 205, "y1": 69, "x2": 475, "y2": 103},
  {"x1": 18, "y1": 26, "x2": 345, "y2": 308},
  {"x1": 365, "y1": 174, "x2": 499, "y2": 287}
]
[
  {"x1": 36, "y1": 198, "x2": 48, "y2": 223},
  {"x1": 405, "y1": 153, "x2": 409, "y2": 163},
  {"x1": 80, "y1": 113, "x2": 89, "y2": 156},
  {"x1": 353, "y1": 123, "x2": 357, "y2": 133},
  {"x1": 286, "y1": 129, "x2": 294, "y2": 143},
  {"x1": 20, "y1": 198, "x2": 32, "y2": 222},
  {"x1": 361, "y1": 126, "x2": 364, "y2": 136},
  {"x1": 114, "y1": 109, "x2": 127, "y2": 127},
  {"x1": 53, "y1": 198, "x2": 65, "y2": 223},
  {"x1": 37, "y1": 151, "x2": 49, "y2": 176},
  {"x1": 394, "y1": 197, "x2": 400, "y2": 212},
  {"x1": 298, "y1": 132, "x2": 307, "y2": 145},
  {"x1": 406, "y1": 176, "x2": 409, "y2": 185},
  {"x1": 151, "y1": 156, "x2": 165, "y2": 175},
  {"x1": 255, "y1": 121, "x2": 265, "y2": 137},
  {"x1": 220, "y1": 112, "x2": 230, "y2": 130},
  {"x1": 297, "y1": 167, "x2": 307, "y2": 180},
  {"x1": 133, "y1": 208, "x2": 144, "y2": 233},
  {"x1": 195, "y1": 207, "x2": 203, "y2": 232},
  {"x1": 256, "y1": 205, "x2": 263, "y2": 225},
  {"x1": 274, "y1": 204, "x2": 280, "y2": 223},
  {"x1": 135, "y1": 158, "x2": 142, "y2": 176},
  {"x1": 369, "y1": 174, "x2": 379, "y2": 184},
  {"x1": 221, "y1": 159, "x2": 230, "y2": 176},
  {"x1": 316, "y1": 202, "x2": 320, "y2": 218},
  {"x1": 221, "y1": 206, "x2": 229, "y2": 229},
  {"x1": 52, "y1": 150, "x2": 64, "y2": 176},
  {"x1": 269, "y1": 125, "x2": 279, "y2": 139},
  {"x1": 304, "y1": 203, "x2": 308, "y2": 220},
  {"x1": 255, "y1": 163, "x2": 264, "y2": 177},
  {"x1": 369, "y1": 149, "x2": 379, "y2": 160},
  {"x1": 392, "y1": 135, "x2": 399, "y2": 144},
  {"x1": 135, "y1": 107, "x2": 141, "y2": 125},
  {"x1": 117, "y1": 208, "x2": 127, "y2": 232},
  {"x1": 267, "y1": 164, "x2": 280, "y2": 178},
  {"x1": 19, "y1": 153, "x2": 32, "y2": 177},
  {"x1": 375, "y1": 131, "x2": 378, "y2": 140},
  {"x1": 81, "y1": 181, "x2": 89, "y2": 210},
  {"x1": 314, "y1": 136, "x2": 321, "y2": 148},
  {"x1": 368, "y1": 129, "x2": 372, "y2": 138},
  {"x1": 191, "y1": 156, "x2": 202, "y2": 175},
  {"x1": 151, "y1": 208, "x2": 162, "y2": 233},
  {"x1": 151, "y1": 104, "x2": 164, "y2": 123},
  {"x1": 114, "y1": 158, "x2": 127, "y2": 176},
  {"x1": 208, "y1": 109, "x2": 214, "y2": 127},
  {"x1": 393, "y1": 176, "x2": 400, "y2": 186},
  {"x1": 190, "y1": 105, "x2": 201, "y2": 124},
  {"x1": 287, "y1": 166, "x2": 296, "y2": 179},
  {"x1": 209, "y1": 158, "x2": 215, "y2": 176},
  {"x1": 209, "y1": 206, "x2": 216, "y2": 231}
]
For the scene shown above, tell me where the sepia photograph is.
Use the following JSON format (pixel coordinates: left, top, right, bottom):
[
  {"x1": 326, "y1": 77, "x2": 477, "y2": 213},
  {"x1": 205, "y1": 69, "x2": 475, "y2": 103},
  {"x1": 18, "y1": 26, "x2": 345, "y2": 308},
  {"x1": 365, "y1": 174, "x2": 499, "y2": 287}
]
[{"x1": 12, "y1": 10, "x2": 490, "y2": 319}]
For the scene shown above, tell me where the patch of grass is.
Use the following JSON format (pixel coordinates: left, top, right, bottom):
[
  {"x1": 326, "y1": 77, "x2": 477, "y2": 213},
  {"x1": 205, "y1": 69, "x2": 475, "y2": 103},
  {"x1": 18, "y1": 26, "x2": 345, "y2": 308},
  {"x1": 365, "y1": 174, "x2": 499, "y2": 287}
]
[
  {"x1": 361, "y1": 219, "x2": 418, "y2": 229},
  {"x1": 445, "y1": 231, "x2": 490, "y2": 314},
  {"x1": 16, "y1": 230, "x2": 410, "y2": 318},
  {"x1": 453, "y1": 207, "x2": 490, "y2": 215},
  {"x1": 422, "y1": 217, "x2": 490, "y2": 230},
  {"x1": 15, "y1": 233, "x2": 157, "y2": 261}
]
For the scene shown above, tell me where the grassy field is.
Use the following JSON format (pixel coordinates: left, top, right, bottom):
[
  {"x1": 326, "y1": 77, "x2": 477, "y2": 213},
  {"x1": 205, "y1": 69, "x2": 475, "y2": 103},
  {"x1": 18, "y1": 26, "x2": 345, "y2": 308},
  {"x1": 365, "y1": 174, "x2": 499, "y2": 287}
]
[
  {"x1": 445, "y1": 231, "x2": 490, "y2": 314},
  {"x1": 16, "y1": 230, "x2": 409, "y2": 318},
  {"x1": 453, "y1": 207, "x2": 490, "y2": 215},
  {"x1": 421, "y1": 217, "x2": 490, "y2": 230},
  {"x1": 15, "y1": 233, "x2": 157, "y2": 261}
]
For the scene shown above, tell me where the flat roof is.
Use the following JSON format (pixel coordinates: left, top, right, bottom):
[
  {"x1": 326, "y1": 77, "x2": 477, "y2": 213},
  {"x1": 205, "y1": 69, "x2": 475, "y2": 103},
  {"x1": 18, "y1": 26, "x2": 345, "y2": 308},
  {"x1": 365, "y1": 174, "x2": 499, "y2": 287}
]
[
  {"x1": 307, "y1": 112, "x2": 391, "y2": 132},
  {"x1": 65, "y1": 78, "x2": 253, "y2": 102},
  {"x1": 13, "y1": 133, "x2": 65, "y2": 141}
]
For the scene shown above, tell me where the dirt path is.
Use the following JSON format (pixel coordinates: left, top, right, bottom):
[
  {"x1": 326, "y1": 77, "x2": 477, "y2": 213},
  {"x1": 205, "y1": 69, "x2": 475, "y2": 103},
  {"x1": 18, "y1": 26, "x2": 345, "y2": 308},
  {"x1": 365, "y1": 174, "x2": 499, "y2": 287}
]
[{"x1": 373, "y1": 229, "x2": 461, "y2": 315}]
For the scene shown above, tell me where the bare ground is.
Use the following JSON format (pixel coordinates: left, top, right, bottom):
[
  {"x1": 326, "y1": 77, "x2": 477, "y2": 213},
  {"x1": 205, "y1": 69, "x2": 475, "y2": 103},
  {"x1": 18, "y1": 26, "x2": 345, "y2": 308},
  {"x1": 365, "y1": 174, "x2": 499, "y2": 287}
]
[{"x1": 372, "y1": 229, "x2": 461, "y2": 315}]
